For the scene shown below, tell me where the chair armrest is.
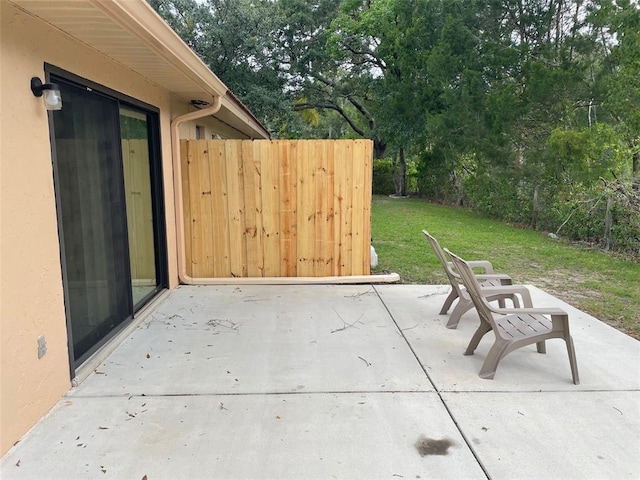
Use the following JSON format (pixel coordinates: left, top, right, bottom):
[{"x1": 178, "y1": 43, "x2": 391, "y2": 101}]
[
  {"x1": 474, "y1": 273, "x2": 512, "y2": 281},
  {"x1": 448, "y1": 261, "x2": 502, "y2": 278},
  {"x1": 466, "y1": 260, "x2": 494, "y2": 273},
  {"x1": 493, "y1": 307, "x2": 567, "y2": 316},
  {"x1": 479, "y1": 286, "x2": 533, "y2": 307}
]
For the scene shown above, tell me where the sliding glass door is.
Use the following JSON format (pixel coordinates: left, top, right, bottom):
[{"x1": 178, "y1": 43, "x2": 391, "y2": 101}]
[
  {"x1": 50, "y1": 69, "x2": 166, "y2": 369},
  {"x1": 120, "y1": 107, "x2": 159, "y2": 305}
]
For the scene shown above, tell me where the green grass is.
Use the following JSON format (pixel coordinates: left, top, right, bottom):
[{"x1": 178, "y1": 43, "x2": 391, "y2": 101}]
[{"x1": 371, "y1": 195, "x2": 640, "y2": 339}]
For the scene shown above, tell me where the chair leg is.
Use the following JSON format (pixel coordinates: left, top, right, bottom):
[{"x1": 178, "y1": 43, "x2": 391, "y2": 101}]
[
  {"x1": 446, "y1": 298, "x2": 472, "y2": 329},
  {"x1": 478, "y1": 340, "x2": 511, "y2": 380},
  {"x1": 536, "y1": 341, "x2": 546, "y2": 354},
  {"x1": 464, "y1": 321, "x2": 492, "y2": 355},
  {"x1": 565, "y1": 334, "x2": 580, "y2": 385},
  {"x1": 439, "y1": 289, "x2": 458, "y2": 315}
]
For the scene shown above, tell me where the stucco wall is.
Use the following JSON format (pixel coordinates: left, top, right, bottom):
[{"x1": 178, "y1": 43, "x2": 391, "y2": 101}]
[
  {"x1": 0, "y1": 2, "x2": 204, "y2": 455},
  {"x1": 178, "y1": 114, "x2": 249, "y2": 140}
]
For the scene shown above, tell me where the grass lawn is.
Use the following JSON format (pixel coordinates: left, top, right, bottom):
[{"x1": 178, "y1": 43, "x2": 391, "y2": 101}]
[{"x1": 370, "y1": 195, "x2": 640, "y2": 339}]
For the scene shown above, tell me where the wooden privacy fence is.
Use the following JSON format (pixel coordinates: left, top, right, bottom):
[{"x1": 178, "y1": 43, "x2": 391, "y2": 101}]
[{"x1": 180, "y1": 139, "x2": 373, "y2": 278}]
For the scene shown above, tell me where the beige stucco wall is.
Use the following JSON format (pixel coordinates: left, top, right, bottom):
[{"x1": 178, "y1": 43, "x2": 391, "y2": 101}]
[
  {"x1": 0, "y1": 2, "x2": 217, "y2": 455},
  {"x1": 178, "y1": 115, "x2": 250, "y2": 140}
]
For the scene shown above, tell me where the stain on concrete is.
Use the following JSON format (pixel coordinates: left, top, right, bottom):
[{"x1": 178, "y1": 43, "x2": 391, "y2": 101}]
[{"x1": 415, "y1": 436, "x2": 456, "y2": 456}]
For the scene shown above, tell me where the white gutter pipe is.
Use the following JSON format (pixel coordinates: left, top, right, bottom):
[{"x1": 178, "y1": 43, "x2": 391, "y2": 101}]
[
  {"x1": 171, "y1": 97, "x2": 223, "y2": 285},
  {"x1": 170, "y1": 97, "x2": 400, "y2": 285}
]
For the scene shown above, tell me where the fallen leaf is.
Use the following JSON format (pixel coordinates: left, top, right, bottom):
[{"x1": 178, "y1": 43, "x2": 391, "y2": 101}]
[
  {"x1": 146, "y1": 353, "x2": 150, "y2": 359},
  {"x1": 15, "y1": 460, "x2": 20, "y2": 467},
  {"x1": 276, "y1": 415, "x2": 282, "y2": 420},
  {"x1": 98, "y1": 426, "x2": 109, "y2": 430},
  {"x1": 142, "y1": 475, "x2": 148, "y2": 480}
]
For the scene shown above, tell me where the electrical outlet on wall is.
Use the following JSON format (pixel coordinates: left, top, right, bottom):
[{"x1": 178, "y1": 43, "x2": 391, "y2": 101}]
[{"x1": 37, "y1": 335, "x2": 47, "y2": 359}]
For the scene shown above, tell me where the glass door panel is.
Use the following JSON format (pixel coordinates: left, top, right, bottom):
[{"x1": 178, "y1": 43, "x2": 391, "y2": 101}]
[
  {"x1": 52, "y1": 81, "x2": 132, "y2": 362},
  {"x1": 120, "y1": 107, "x2": 158, "y2": 305}
]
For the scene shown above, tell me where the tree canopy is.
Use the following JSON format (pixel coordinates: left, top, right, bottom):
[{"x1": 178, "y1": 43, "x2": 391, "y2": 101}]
[{"x1": 150, "y1": 0, "x2": 639, "y2": 256}]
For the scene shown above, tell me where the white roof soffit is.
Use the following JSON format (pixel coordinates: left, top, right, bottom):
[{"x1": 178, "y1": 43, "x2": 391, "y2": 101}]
[{"x1": 10, "y1": 0, "x2": 269, "y2": 139}]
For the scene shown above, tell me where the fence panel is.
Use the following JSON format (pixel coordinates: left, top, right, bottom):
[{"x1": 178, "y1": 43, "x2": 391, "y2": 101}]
[{"x1": 181, "y1": 139, "x2": 372, "y2": 278}]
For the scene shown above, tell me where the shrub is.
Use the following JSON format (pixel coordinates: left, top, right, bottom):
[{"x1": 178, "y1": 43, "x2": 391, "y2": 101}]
[{"x1": 372, "y1": 159, "x2": 395, "y2": 195}]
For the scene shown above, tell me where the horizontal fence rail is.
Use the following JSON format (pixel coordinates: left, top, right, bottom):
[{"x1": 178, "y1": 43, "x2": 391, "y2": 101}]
[{"x1": 181, "y1": 139, "x2": 372, "y2": 278}]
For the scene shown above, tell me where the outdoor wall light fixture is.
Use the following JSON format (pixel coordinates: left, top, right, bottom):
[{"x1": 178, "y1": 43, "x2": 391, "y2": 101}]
[{"x1": 31, "y1": 77, "x2": 63, "y2": 111}]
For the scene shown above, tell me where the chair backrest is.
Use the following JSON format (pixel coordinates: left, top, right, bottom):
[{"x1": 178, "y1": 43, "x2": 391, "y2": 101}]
[
  {"x1": 445, "y1": 249, "x2": 496, "y2": 326},
  {"x1": 422, "y1": 230, "x2": 462, "y2": 293}
]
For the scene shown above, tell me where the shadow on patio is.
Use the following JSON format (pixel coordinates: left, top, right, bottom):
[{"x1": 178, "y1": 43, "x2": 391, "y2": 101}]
[{"x1": 1, "y1": 284, "x2": 639, "y2": 479}]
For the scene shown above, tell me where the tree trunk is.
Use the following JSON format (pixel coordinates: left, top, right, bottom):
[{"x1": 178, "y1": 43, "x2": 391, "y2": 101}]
[
  {"x1": 373, "y1": 138, "x2": 386, "y2": 159},
  {"x1": 603, "y1": 196, "x2": 613, "y2": 251},
  {"x1": 391, "y1": 149, "x2": 407, "y2": 196},
  {"x1": 516, "y1": 145, "x2": 525, "y2": 165},
  {"x1": 399, "y1": 147, "x2": 407, "y2": 196},
  {"x1": 532, "y1": 185, "x2": 540, "y2": 229},
  {"x1": 633, "y1": 149, "x2": 639, "y2": 176},
  {"x1": 392, "y1": 152, "x2": 401, "y2": 195}
]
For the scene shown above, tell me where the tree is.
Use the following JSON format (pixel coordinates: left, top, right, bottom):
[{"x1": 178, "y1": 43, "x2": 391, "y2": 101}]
[
  {"x1": 590, "y1": 0, "x2": 640, "y2": 176},
  {"x1": 149, "y1": 0, "x2": 291, "y2": 131}
]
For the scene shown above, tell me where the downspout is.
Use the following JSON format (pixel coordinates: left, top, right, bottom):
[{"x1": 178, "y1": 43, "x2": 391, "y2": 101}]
[
  {"x1": 171, "y1": 97, "x2": 400, "y2": 285},
  {"x1": 171, "y1": 96, "x2": 222, "y2": 285}
]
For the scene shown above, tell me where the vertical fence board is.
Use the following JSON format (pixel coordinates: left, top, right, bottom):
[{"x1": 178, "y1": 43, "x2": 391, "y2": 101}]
[
  {"x1": 336, "y1": 141, "x2": 353, "y2": 275},
  {"x1": 315, "y1": 141, "x2": 332, "y2": 276},
  {"x1": 187, "y1": 140, "x2": 203, "y2": 277},
  {"x1": 182, "y1": 139, "x2": 371, "y2": 278},
  {"x1": 261, "y1": 141, "x2": 281, "y2": 276},
  {"x1": 199, "y1": 140, "x2": 215, "y2": 277},
  {"x1": 332, "y1": 141, "x2": 343, "y2": 276},
  {"x1": 362, "y1": 140, "x2": 373, "y2": 275},
  {"x1": 351, "y1": 140, "x2": 366, "y2": 275},
  {"x1": 209, "y1": 140, "x2": 230, "y2": 277},
  {"x1": 226, "y1": 140, "x2": 246, "y2": 277},
  {"x1": 279, "y1": 140, "x2": 297, "y2": 276},
  {"x1": 242, "y1": 141, "x2": 263, "y2": 277},
  {"x1": 296, "y1": 141, "x2": 316, "y2": 276},
  {"x1": 325, "y1": 140, "x2": 336, "y2": 275}
]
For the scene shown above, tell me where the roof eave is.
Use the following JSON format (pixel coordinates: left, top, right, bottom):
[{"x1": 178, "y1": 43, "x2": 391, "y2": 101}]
[{"x1": 92, "y1": 0, "x2": 271, "y2": 139}]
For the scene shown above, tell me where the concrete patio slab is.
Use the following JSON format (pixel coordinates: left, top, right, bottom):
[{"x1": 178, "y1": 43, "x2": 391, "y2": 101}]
[
  {"x1": 2, "y1": 284, "x2": 639, "y2": 479},
  {"x1": 0, "y1": 392, "x2": 486, "y2": 480},
  {"x1": 441, "y1": 390, "x2": 640, "y2": 480},
  {"x1": 375, "y1": 284, "x2": 640, "y2": 391},
  {"x1": 73, "y1": 285, "x2": 434, "y2": 397}
]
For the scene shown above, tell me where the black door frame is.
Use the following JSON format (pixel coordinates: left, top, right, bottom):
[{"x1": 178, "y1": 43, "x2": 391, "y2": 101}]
[{"x1": 46, "y1": 64, "x2": 168, "y2": 377}]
